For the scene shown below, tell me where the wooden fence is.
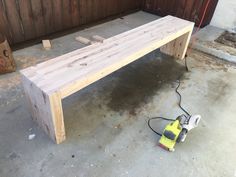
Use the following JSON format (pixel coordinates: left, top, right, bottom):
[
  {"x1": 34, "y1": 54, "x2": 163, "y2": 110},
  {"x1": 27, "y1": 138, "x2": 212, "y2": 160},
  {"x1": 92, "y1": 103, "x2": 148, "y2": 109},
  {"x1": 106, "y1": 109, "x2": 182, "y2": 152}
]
[
  {"x1": 143, "y1": 0, "x2": 219, "y2": 27},
  {"x1": 0, "y1": 0, "x2": 142, "y2": 45},
  {"x1": 0, "y1": 0, "x2": 218, "y2": 45}
]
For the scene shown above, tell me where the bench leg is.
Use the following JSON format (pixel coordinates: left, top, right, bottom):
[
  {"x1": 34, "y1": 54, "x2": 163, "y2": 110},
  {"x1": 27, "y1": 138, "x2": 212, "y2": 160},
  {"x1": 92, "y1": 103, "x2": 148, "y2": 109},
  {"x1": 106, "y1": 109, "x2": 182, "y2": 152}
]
[
  {"x1": 22, "y1": 76, "x2": 66, "y2": 144},
  {"x1": 160, "y1": 31, "x2": 192, "y2": 59}
]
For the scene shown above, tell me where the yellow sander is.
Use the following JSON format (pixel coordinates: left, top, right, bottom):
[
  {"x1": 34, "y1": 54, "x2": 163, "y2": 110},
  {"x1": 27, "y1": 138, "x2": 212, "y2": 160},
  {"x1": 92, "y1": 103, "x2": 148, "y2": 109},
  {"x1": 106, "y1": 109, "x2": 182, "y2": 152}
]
[
  {"x1": 147, "y1": 80, "x2": 201, "y2": 152},
  {"x1": 157, "y1": 114, "x2": 201, "y2": 152}
]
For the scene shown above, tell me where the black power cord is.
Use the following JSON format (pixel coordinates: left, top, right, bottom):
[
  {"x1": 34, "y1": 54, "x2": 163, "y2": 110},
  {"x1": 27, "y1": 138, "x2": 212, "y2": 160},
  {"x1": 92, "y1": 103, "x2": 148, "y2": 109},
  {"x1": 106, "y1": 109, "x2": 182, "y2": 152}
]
[
  {"x1": 147, "y1": 117, "x2": 175, "y2": 136},
  {"x1": 185, "y1": 55, "x2": 189, "y2": 72},
  {"x1": 147, "y1": 77, "x2": 191, "y2": 136},
  {"x1": 175, "y1": 79, "x2": 190, "y2": 116}
]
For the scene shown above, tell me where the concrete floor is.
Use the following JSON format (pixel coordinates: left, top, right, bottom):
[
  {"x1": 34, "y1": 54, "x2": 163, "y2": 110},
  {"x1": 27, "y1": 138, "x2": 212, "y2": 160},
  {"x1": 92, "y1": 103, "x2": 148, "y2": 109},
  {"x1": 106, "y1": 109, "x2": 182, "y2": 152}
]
[
  {"x1": 192, "y1": 25, "x2": 236, "y2": 63},
  {"x1": 1, "y1": 11, "x2": 236, "y2": 177}
]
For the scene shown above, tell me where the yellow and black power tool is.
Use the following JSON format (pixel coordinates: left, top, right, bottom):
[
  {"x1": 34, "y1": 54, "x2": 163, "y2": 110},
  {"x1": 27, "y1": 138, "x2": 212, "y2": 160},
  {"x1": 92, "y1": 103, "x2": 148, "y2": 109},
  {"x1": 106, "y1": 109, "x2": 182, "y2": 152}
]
[{"x1": 148, "y1": 114, "x2": 201, "y2": 152}]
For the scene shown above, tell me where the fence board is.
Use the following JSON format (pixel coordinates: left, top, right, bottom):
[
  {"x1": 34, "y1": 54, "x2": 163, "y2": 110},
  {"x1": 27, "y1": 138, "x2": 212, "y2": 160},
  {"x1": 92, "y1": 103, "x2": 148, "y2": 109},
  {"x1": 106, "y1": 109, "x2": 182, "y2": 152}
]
[
  {"x1": 31, "y1": 0, "x2": 46, "y2": 37},
  {"x1": 18, "y1": 0, "x2": 35, "y2": 40},
  {"x1": 143, "y1": 0, "x2": 219, "y2": 27},
  {"x1": 62, "y1": 0, "x2": 72, "y2": 29},
  {"x1": 71, "y1": 0, "x2": 80, "y2": 26},
  {"x1": 0, "y1": 0, "x2": 142, "y2": 45},
  {"x1": 4, "y1": 0, "x2": 24, "y2": 43},
  {"x1": 0, "y1": 1, "x2": 12, "y2": 42},
  {"x1": 42, "y1": 0, "x2": 54, "y2": 34},
  {"x1": 52, "y1": 0, "x2": 63, "y2": 31}
]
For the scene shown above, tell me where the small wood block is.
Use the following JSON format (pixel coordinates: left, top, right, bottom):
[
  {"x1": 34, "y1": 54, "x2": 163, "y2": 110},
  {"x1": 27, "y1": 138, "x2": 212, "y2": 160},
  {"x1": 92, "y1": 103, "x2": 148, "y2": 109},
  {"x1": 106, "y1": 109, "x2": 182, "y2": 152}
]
[
  {"x1": 92, "y1": 35, "x2": 105, "y2": 43},
  {"x1": 42, "y1": 40, "x2": 52, "y2": 50},
  {"x1": 75, "y1": 36, "x2": 91, "y2": 45}
]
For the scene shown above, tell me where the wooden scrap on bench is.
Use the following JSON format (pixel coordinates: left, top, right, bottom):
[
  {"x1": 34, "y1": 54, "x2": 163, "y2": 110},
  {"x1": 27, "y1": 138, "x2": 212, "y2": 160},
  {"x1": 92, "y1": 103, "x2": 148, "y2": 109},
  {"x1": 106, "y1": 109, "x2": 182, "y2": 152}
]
[
  {"x1": 75, "y1": 36, "x2": 91, "y2": 45},
  {"x1": 42, "y1": 40, "x2": 52, "y2": 50},
  {"x1": 92, "y1": 35, "x2": 105, "y2": 43}
]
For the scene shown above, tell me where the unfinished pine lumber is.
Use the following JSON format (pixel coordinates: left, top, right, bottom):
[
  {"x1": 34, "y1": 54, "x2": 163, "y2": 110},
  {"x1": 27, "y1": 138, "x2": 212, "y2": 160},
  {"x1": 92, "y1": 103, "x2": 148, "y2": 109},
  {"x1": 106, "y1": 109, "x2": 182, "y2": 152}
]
[
  {"x1": 20, "y1": 16, "x2": 194, "y2": 144},
  {"x1": 42, "y1": 40, "x2": 52, "y2": 50},
  {"x1": 75, "y1": 36, "x2": 91, "y2": 45},
  {"x1": 92, "y1": 35, "x2": 105, "y2": 43}
]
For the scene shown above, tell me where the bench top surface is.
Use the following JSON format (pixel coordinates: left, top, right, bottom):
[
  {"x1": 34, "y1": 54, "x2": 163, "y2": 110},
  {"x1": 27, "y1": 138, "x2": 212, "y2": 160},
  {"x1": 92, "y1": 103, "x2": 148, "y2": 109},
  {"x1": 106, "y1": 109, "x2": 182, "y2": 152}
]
[{"x1": 21, "y1": 15, "x2": 194, "y2": 98}]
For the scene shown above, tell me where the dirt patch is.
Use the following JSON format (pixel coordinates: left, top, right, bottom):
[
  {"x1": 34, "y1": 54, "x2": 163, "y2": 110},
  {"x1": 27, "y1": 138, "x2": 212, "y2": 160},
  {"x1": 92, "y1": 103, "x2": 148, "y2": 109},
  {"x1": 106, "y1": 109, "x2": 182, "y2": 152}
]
[
  {"x1": 189, "y1": 49, "x2": 236, "y2": 71},
  {"x1": 107, "y1": 51, "x2": 186, "y2": 113},
  {"x1": 215, "y1": 31, "x2": 236, "y2": 48}
]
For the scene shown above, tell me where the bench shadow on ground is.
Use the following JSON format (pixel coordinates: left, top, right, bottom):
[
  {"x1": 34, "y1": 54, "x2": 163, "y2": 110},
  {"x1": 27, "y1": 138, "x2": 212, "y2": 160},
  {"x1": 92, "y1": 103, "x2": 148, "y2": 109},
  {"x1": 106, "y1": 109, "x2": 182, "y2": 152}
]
[
  {"x1": 62, "y1": 50, "x2": 187, "y2": 140},
  {"x1": 107, "y1": 50, "x2": 186, "y2": 114}
]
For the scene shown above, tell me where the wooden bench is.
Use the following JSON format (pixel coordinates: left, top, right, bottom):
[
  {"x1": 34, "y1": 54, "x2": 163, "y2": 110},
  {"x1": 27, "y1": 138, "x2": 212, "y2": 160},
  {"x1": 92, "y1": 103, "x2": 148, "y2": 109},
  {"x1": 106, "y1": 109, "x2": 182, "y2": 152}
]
[{"x1": 20, "y1": 16, "x2": 194, "y2": 144}]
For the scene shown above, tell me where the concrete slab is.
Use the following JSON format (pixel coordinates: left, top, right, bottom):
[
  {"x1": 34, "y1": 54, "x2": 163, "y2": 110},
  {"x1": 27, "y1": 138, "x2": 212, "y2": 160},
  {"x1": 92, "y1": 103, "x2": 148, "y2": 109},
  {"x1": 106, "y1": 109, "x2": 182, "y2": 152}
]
[
  {"x1": 192, "y1": 25, "x2": 236, "y2": 63},
  {"x1": 0, "y1": 11, "x2": 236, "y2": 177}
]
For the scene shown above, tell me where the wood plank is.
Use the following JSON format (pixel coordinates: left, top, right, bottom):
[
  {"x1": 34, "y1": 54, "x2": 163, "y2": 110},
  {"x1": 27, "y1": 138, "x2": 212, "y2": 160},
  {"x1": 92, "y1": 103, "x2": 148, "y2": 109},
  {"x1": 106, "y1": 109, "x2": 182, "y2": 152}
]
[
  {"x1": 79, "y1": 0, "x2": 86, "y2": 25},
  {"x1": 20, "y1": 17, "x2": 170, "y2": 77},
  {"x1": 21, "y1": 16, "x2": 194, "y2": 95},
  {"x1": 91, "y1": 0, "x2": 98, "y2": 20},
  {"x1": 41, "y1": 0, "x2": 54, "y2": 34},
  {"x1": 183, "y1": 0, "x2": 195, "y2": 20},
  {"x1": 30, "y1": 0, "x2": 46, "y2": 37},
  {"x1": 21, "y1": 75, "x2": 65, "y2": 144},
  {"x1": 4, "y1": 0, "x2": 24, "y2": 43},
  {"x1": 160, "y1": 30, "x2": 192, "y2": 59},
  {"x1": 75, "y1": 36, "x2": 91, "y2": 45},
  {"x1": 153, "y1": 0, "x2": 159, "y2": 13},
  {"x1": 62, "y1": 0, "x2": 72, "y2": 29},
  {"x1": 18, "y1": 0, "x2": 36, "y2": 40},
  {"x1": 0, "y1": 1, "x2": 13, "y2": 43},
  {"x1": 20, "y1": 16, "x2": 194, "y2": 144},
  {"x1": 196, "y1": 0, "x2": 218, "y2": 27},
  {"x1": 100, "y1": 0, "x2": 107, "y2": 19},
  {"x1": 176, "y1": 0, "x2": 187, "y2": 18},
  {"x1": 107, "y1": 0, "x2": 114, "y2": 16},
  {"x1": 0, "y1": 33, "x2": 4, "y2": 43},
  {"x1": 92, "y1": 35, "x2": 105, "y2": 43},
  {"x1": 29, "y1": 16, "x2": 176, "y2": 72},
  {"x1": 71, "y1": 0, "x2": 80, "y2": 26},
  {"x1": 190, "y1": 0, "x2": 204, "y2": 23},
  {"x1": 59, "y1": 25, "x2": 193, "y2": 98},
  {"x1": 169, "y1": 0, "x2": 178, "y2": 15},
  {"x1": 52, "y1": 0, "x2": 62, "y2": 31},
  {"x1": 42, "y1": 40, "x2": 52, "y2": 50},
  {"x1": 86, "y1": 0, "x2": 93, "y2": 23},
  {"x1": 22, "y1": 17, "x2": 183, "y2": 81}
]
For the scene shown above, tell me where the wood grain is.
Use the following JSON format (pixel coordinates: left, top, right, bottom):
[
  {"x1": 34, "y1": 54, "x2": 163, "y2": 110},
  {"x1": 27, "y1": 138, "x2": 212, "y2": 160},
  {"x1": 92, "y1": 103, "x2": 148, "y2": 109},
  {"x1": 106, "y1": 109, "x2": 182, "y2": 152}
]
[
  {"x1": 62, "y1": 0, "x2": 72, "y2": 29},
  {"x1": 18, "y1": 0, "x2": 35, "y2": 40},
  {"x1": 0, "y1": 0, "x2": 143, "y2": 45},
  {"x1": 0, "y1": 1, "x2": 12, "y2": 42},
  {"x1": 42, "y1": 0, "x2": 54, "y2": 34},
  {"x1": 143, "y1": 0, "x2": 219, "y2": 27},
  {"x1": 71, "y1": 0, "x2": 80, "y2": 26},
  {"x1": 4, "y1": 0, "x2": 24, "y2": 43},
  {"x1": 31, "y1": 0, "x2": 46, "y2": 37},
  {"x1": 20, "y1": 16, "x2": 194, "y2": 143},
  {"x1": 52, "y1": 0, "x2": 63, "y2": 31}
]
